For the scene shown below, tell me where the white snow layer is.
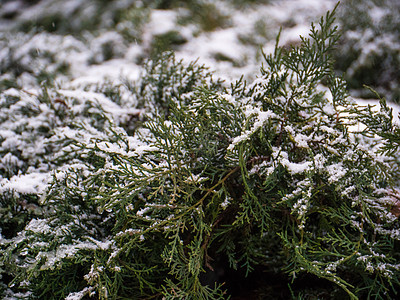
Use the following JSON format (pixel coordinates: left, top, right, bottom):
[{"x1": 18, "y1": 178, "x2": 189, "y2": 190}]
[{"x1": 0, "y1": 172, "x2": 50, "y2": 195}]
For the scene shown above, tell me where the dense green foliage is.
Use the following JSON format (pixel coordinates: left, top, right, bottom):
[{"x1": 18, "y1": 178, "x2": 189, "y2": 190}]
[
  {"x1": 336, "y1": 0, "x2": 400, "y2": 102},
  {"x1": 1, "y1": 4, "x2": 400, "y2": 300}
]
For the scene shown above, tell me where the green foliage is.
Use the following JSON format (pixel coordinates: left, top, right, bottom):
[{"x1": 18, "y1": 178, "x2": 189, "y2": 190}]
[
  {"x1": 2, "y1": 4, "x2": 400, "y2": 300},
  {"x1": 335, "y1": 0, "x2": 400, "y2": 102},
  {"x1": 145, "y1": 0, "x2": 231, "y2": 32},
  {"x1": 150, "y1": 31, "x2": 188, "y2": 58},
  {"x1": 0, "y1": 32, "x2": 83, "y2": 87},
  {"x1": 15, "y1": 0, "x2": 138, "y2": 35},
  {"x1": 133, "y1": 52, "x2": 224, "y2": 115},
  {"x1": 177, "y1": 1, "x2": 231, "y2": 32}
]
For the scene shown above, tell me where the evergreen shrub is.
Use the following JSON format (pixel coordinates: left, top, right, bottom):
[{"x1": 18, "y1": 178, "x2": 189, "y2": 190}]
[
  {"x1": 335, "y1": 0, "x2": 400, "y2": 102},
  {"x1": 1, "y1": 5, "x2": 400, "y2": 299}
]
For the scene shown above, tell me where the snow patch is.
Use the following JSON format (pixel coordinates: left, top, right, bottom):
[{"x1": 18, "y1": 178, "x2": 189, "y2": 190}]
[{"x1": 0, "y1": 172, "x2": 49, "y2": 195}]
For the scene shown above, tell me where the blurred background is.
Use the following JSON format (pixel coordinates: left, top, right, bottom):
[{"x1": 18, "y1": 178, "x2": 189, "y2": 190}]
[{"x1": 0, "y1": 0, "x2": 398, "y2": 102}]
